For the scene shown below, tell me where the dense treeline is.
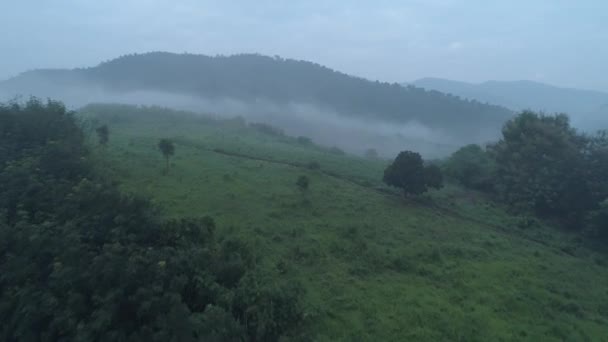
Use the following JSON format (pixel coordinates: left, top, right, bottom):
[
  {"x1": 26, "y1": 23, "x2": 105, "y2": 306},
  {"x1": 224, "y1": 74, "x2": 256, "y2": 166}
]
[
  {"x1": 444, "y1": 110, "x2": 608, "y2": 238},
  {"x1": 0, "y1": 99, "x2": 304, "y2": 341},
  {"x1": 1, "y1": 52, "x2": 513, "y2": 140}
]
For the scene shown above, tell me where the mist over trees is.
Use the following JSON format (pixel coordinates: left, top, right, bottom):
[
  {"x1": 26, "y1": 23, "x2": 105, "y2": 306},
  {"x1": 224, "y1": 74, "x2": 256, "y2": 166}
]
[{"x1": 0, "y1": 52, "x2": 513, "y2": 146}]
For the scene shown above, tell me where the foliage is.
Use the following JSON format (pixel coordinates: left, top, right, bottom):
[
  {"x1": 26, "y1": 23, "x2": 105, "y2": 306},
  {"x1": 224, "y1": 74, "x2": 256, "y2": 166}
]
[
  {"x1": 588, "y1": 199, "x2": 608, "y2": 240},
  {"x1": 383, "y1": 151, "x2": 443, "y2": 196},
  {"x1": 95, "y1": 124, "x2": 109, "y2": 146},
  {"x1": 158, "y1": 138, "x2": 175, "y2": 174},
  {"x1": 80, "y1": 105, "x2": 608, "y2": 341},
  {"x1": 296, "y1": 175, "x2": 310, "y2": 191},
  {"x1": 6, "y1": 52, "x2": 514, "y2": 141},
  {"x1": 443, "y1": 144, "x2": 496, "y2": 191},
  {"x1": 0, "y1": 99, "x2": 304, "y2": 341},
  {"x1": 489, "y1": 111, "x2": 592, "y2": 226},
  {"x1": 423, "y1": 164, "x2": 444, "y2": 190}
]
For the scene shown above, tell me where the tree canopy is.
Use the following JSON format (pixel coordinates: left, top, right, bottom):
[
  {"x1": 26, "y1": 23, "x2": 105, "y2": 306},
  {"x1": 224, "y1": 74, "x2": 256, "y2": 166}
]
[
  {"x1": 2, "y1": 52, "x2": 513, "y2": 142},
  {"x1": 95, "y1": 124, "x2": 109, "y2": 146},
  {"x1": 445, "y1": 110, "x2": 608, "y2": 235},
  {"x1": 383, "y1": 151, "x2": 443, "y2": 196},
  {"x1": 0, "y1": 99, "x2": 304, "y2": 341},
  {"x1": 158, "y1": 138, "x2": 175, "y2": 174}
]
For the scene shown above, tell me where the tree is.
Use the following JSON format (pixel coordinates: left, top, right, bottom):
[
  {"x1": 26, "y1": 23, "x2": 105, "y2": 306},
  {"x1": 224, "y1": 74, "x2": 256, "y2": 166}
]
[
  {"x1": 158, "y1": 138, "x2": 175, "y2": 174},
  {"x1": 296, "y1": 175, "x2": 309, "y2": 191},
  {"x1": 489, "y1": 111, "x2": 591, "y2": 226},
  {"x1": 95, "y1": 125, "x2": 109, "y2": 146},
  {"x1": 424, "y1": 164, "x2": 444, "y2": 190},
  {"x1": 443, "y1": 144, "x2": 496, "y2": 191},
  {"x1": 0, "y1": 99, "x2": 304, "y2": 341},
  {"x1": 383, "y1": 151, "x2": 442, "y2": 196}
]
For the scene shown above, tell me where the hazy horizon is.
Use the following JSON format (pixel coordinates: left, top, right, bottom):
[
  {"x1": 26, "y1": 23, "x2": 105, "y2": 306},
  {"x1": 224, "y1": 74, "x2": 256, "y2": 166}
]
[{"x1": 1, "y1": 1, "x2": 607, "y2": 92}]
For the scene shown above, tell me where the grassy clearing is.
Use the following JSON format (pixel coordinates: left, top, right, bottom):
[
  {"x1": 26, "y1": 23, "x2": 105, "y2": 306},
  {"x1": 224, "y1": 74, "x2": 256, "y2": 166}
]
[{"x1": 88, "y1": 109, "x2": 608, "y2": 341}]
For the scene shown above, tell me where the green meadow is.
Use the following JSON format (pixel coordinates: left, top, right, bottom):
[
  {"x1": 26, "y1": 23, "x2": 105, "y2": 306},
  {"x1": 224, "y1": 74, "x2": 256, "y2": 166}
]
[{"x1": 86, "y1": 105, "x2": 608, "y2": 341}]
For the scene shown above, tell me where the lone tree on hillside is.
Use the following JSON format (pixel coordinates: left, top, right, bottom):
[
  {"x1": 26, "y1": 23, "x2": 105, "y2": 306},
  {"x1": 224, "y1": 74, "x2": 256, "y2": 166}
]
[
  {"x1": 296, "y1": 175, "x2": 310, "y2": 191},
  {"x1": 383, "y1": 150, "x2": 443, "y2": 196},
  {"x1": 158, "y1": 138, "x2": 175, "y2": 175},
  {"x1": 95, "y1": 125, "x2": 109, "y2": 146}
]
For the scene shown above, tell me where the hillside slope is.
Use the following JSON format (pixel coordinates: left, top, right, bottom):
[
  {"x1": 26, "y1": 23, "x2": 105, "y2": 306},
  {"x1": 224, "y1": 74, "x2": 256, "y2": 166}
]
[
  {"x1": 84, "y1": 104, "x2": 608, "y2": 341},
  {"x1": 0, "y1": 53, "x2": 513, "y2": 144},
  {"x1": 411, "y1": 78, "x2": 608, "y2": 130}
]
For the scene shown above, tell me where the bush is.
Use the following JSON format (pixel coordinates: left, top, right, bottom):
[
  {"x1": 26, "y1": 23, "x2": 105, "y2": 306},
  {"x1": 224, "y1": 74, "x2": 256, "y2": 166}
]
[
  {"x1": 443, "y1": 144, "x2": 495, "y2": 191},
  {"x1": 296, "y1": 175, "x2": 310, "y2": 191},
  {"x1": 383, "y1": 151, "x2": 444, "y2": 196},
  {"x1": 0, "y1": 99, "x2": 304, "y2": 341},
  {"x1": 587, "y1": 199, "x2": 608, "y2": 240},
  {"x1": 489, "y1": 111, "x2": 591, "y2": 225}
]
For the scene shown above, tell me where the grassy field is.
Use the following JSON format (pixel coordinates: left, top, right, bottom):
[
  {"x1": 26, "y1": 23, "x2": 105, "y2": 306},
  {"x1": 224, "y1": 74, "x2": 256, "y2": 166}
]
[{"x1": 85, "y1": 106, "x2": 608, "y2": 341}]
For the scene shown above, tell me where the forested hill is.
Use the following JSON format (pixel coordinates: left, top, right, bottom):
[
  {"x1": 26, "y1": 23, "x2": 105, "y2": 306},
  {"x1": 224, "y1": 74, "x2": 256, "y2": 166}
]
[{"x1": 0, "y1": 52, "x2": 513, "y2": 137}]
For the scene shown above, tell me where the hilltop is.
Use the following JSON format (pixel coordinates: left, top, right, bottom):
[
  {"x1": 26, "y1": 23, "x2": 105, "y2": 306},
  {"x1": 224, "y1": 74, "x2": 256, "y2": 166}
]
[{"x1": 0, "y1": 53, "x2": 513, "y2": 151}]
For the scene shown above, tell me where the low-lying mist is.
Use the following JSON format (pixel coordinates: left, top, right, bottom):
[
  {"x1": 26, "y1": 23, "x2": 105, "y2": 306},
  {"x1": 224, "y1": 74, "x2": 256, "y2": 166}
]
[{"x1": 0, "y1": 83, "x2": 494, "y2": 158}]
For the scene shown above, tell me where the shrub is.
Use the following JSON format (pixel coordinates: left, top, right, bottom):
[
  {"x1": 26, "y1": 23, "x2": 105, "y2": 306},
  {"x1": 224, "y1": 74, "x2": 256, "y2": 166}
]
[
  {"x1": 383, "y1": 150, "x2": 444, "y2": 196},
  {"x1": 95, "y1": 125, "x2": 109, "y2": 146},
  {"x1": 296, "y1": 175, "x2": 309, "y2": 191},
  {"x1": 0, "y1": 99, "x2": 304, "y2": 341},
  {"x1": 443, "y1": 144, "x2": 495, "y2": 191}
]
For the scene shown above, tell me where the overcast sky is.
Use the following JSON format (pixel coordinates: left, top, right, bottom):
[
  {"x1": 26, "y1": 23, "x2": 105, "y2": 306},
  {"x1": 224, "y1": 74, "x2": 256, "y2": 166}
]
[{"x1": 1, "y1": 0, "x2": 607, "y2": 91}]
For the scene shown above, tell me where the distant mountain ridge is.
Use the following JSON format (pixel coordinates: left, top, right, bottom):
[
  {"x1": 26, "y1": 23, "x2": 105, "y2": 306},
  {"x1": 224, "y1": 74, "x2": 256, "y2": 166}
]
[
  {"x1": 0, "y1": 52, "x2": 514, "y2": 141},
  {"x1": 410, "y1": 78, "x2": 608, "y2": 130}
]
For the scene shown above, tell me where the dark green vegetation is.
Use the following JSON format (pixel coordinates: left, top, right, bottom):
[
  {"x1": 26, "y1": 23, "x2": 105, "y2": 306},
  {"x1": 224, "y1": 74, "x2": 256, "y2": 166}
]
[
  {"x1": 383, "y1": 151, "x2": 443, "y2": 196},
  {"x1": 445, "y1": 111, "x2": 608, "y2": 237},
  {"x1": 95, "y1": 124, "x2": 109, "y2": 146},
  {"x1": 71, "y1": 103, "x2": 608, "y2": 341},
  {"x1": 0, "y1": 100, "x2": 304, "y2": 341},
  {"x1": 443, "y1": 144, "x2": 496, "y2": 192},
  {"x1": 0, "y1": 52, "x2": 513, "y2": 140},
  {"x1": 158, "y1": 138, "x2": 175, "y2": 175},
  {"x1": 296, "y1": 175, "x2": 310, "y2": 192}
]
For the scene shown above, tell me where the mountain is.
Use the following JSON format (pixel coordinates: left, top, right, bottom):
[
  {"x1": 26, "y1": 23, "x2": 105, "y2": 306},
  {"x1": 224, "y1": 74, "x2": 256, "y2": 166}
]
[
  {"x1": 411, "y1": 78, "x2": 608, "y2": 130},
  {"x1": 0, "y1": 53, "x2": 514, "y2": 152}
]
